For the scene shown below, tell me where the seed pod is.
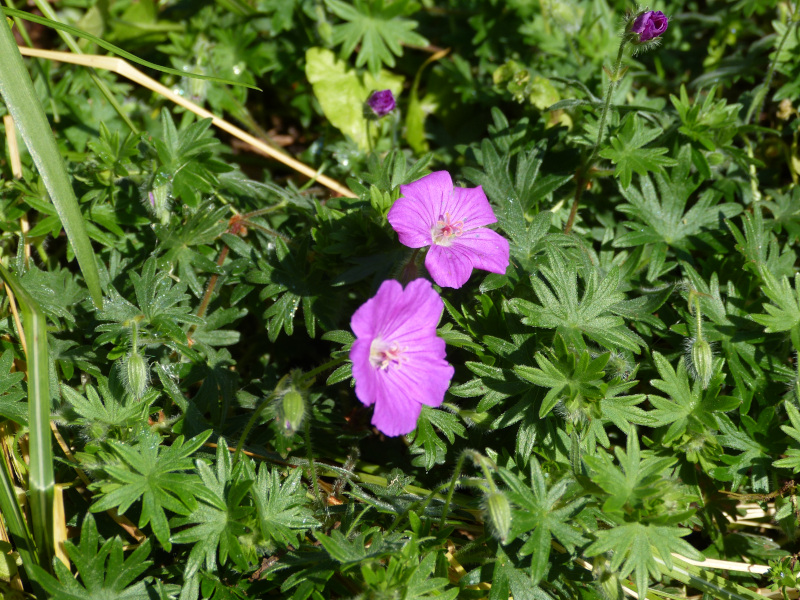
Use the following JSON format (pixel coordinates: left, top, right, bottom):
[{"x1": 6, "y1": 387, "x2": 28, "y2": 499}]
[
  {"x1": 280, "y1": 390, "x2": 305, "y2": 436},
  {"x1": 690, "y1": 337, "x2": 713, "y2": 389},
  {"x1": 124, "y1": 351, "x2": 149, "y2": 400},
  {"x1": 483, "y1": 491, "x2": 512, "y2": 544}
]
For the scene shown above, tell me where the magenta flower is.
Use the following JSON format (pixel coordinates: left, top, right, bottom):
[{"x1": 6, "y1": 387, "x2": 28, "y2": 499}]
[
  {"x1": 387, "y1": 171, "x2": 510, "y2": 289},
  {"x1": 350, "y1": 279, "x2": 454, "y2": 437},
  {"x1": 366, "y1": 90, "x2": 396, "y2": 118},
  {"x1": 630, "y1": 10, "x2": 668, "y2": 42}
]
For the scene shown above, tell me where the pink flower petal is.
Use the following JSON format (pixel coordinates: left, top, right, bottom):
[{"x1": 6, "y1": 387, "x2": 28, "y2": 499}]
[
  {"x1": 424, "y1": 243, "x2": 475, "y2": 289},
  {"x1": 350, "y1": 338, "x2": 377, "y2": 406},
  {"x1": 349, "y1": 278, "x2": 454, "y2": 437},
  {"x1": 350, "y1": 279, "x2": 403, "y2": 338},
  {"x1": 387, "y1": 196, "x2": 435, "y2": 248},
  {"x1": 371, "y1": 382, "x2": 423, "y2": 436},
  {"x1": 370, "y1": 361, "x2": 453, "y2": 435},
  {"x1": 380, "y1": 278, "x2": 443, "y2": 339},
  {"x1": 451, "y1": 185, "x2": 497, "y2": 229},
  {"x1": 456, "y1": 227, "x2": 510, "y2": 275},
  {"x1": 398, "y1": 171, "x2": 453, "y2": 213},
  {"x1": 392, "y1": 353, "x2": 453, "y2": 407}
]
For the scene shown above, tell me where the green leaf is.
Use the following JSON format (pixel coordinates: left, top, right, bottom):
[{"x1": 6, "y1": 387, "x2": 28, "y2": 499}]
[
  {"x1": 409, "y1": 406, "x2": 466, "y2": 469},
  {"x1": 61, "y1": 377, "x2": 154, "y2": 436},
  {"x1": 29, "y1": 514, "x2": 152, "y2": 600},
  {"x1": 598, "y1": 114, "x2": 678, "y2": 188},
  {"x1": 0, "y1": 350, "x2": 26, "y2": 425},
  {"x1": 514, "y1": 336, "x2": 609, "y2": 418},
  {"x1": 585, "y1": 521, "x2": 698, "y2": 595},
  {"x1": 648, "y1": 352, "x2": 739, "y2": 445},
  {"x1": 774, "y1": 402, "x2": 800, "y2": 473},
  {"x1": 170, "y1": 438, "x2": 254, "y2": 577},
  {"x1": 251, "y1": 464, "x2": 316, "y2": 548},
  {"x1": 325, "y1": 0, "x2": 428, "y2": 76},
  {"x1": 507, "y1": 251, "x2": 644, "y2": 353},
  {"x1": 90, "y1": 430, "x2": 213, "y2": 551},
  {"x1": 498, "y1": 460, "x2": 586, "y2": 583},
  {"x1": 751, "y1": 271, "x2": 800, "y2": 340},
  {"x1": 727, "y1": 203, "x2": 795, "y2": 278}
]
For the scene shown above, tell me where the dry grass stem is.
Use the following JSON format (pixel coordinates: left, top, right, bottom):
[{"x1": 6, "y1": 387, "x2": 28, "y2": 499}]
[{"x1": 17, "y1": 46, "x2": 354, "y2": 198}]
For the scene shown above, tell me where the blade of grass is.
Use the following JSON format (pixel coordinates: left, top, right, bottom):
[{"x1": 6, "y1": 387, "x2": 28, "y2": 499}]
[
  {"x1": 1, "y1": 6, "x2": 259, "y2": 90},
  {"x1": 30, "y1": 0, "x2": 138, "y2": 133},
  {"x1": 3, "y1": 0, "x2": 60, "y2": 120},
  {"x1": 0, "y1": 445, "x2": 40, "y2": 579},
  {"x1": 0, "y1": 18, "x2": 104, "y2": 308},
  {"x1": 0, "y1": 263, "x2": 54, "y2": 572},
  {"x1": 655, "y1": 554, "x2": 768, "y2": 600},
  {"x1": 17, "y1": 46, "x2": 354, "y2": 197}
]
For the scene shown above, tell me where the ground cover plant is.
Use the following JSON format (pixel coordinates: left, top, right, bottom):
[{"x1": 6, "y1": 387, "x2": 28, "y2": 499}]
[{"x1": 0, "y1": 0, "x2": 800, "y2": 598}]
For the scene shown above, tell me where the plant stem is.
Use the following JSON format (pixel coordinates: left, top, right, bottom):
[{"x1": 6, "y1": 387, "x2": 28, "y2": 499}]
[
  {"x1": 303, "y1": 421, "x2": 323, "y2": 507},
  {"x1": 296, "y1": 355, "x2": 348, "y2": 385},
  {"x1": 564, "y1": 39, "x2": 627, "y2": 234},
  {"x1": 233, "y1": 390, "x2": 280, "y2": 463},
  {"x1": 694, "y1": 296, "x2": 703, "y2": 340},
  {"x1": 31, "y1": 0, "x2": 139, "y2": 134},
  {"x1": 476, "y1": 455, "x2": 498, "y2": 493},
  {"x1": 654, "y1": 555, "x2": 767, "y2": 600},
  {"x1": 746, "y1": 1, "x2": 799, "y2": 126},
  {"x1": 439, "y1": 451, "x2": 469, "y2": 528}
]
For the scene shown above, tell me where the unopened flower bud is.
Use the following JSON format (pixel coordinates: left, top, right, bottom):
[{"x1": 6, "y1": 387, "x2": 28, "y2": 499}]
[
  {"x1": 366, "y1": 90, "x2": 396, "y2": 118},
  {"x1": 146, "y1": 173, "x2": 172, "y2": 225},
  {"x1": 279, "y1": 390, "x2": 305, "y2": 436},
  {"x1": 629, "y1": 10, "x2": 668, "y2": 43},
  {"x1": 690, "y1": 338, "x2": 713, "y2": 389},
  {"x1": 483, "y1": 491, "x2": 511, "y2": 544},
  {"x1": 124, "y1": 351, "x2": 149, "y2": 400}
]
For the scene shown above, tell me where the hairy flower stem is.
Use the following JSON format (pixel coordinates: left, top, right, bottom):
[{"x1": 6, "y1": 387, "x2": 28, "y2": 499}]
[
  {"x1": 385, "y1": 479, "x2": 456, "y2": 534},
  {"x1": 399, "y1": 248, "x2": 421, "y2": 285},
  {"x1": 233, "y1": 389, "x2": 279, "y2": 464},
  {"x1": 296, "y1": 355, "x2": 348, "y2": 385},
  {"x1": 439, "y1": 450, "x2": 469, "y2": 528},
  {"x1": 191, "y1": 245, "x2": 229, "y2": 332},
  {"x1": 694, "y1": 296, "x2": 703, "y2": 340},
  {"x1": 476, "y1": 455, "x2": 498, "y2": 493},
  {"x1": 303, "y1": 421, "x2": 324, "y2": 507},
  {"x1": 564, "y1": 39, "x2": 627, "y2": 234},
  {"x1": 746, "y1": 1, "x2": 799, "y2": 126}
]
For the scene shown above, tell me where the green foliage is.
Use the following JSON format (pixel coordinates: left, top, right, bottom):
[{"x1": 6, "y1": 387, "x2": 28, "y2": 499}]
[
  {"x1": 90, "y1": 431, "x2": 213, "y2": 550},
  {"x1": 2, "y1": 0, "x2": 799, "y2": 598},
  {"x1": 30, "y1": 514, "x2": 153, "y2": 599},
  {"x1": 324, "y1": 0, "x2": 428, "y2": 76},
  {"x1": 508, "y1": 251, "x2": 644, "y2": 353},
  {"x1": 599, "y1": 114, "x2": 678, "y2": 188}
]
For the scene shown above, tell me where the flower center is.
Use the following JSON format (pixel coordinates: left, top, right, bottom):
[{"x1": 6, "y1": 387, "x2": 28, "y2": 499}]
[
  {"x1": 431, "y1": 212, "x2": 464, "y2": 247},
  {"x1": 369, "y1": 338, "x2": 407, "y2": 370}
]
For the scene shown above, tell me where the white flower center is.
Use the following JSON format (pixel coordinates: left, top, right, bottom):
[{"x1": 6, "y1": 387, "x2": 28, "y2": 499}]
[
  {"x1": 369, "y1": 338, "x2": 407, "y2": 370},
  {"x1": 431, "y1": 212, "x2": 464, "y2": 247}
]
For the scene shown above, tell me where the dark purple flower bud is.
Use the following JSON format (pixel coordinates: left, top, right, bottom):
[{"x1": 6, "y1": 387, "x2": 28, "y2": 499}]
[
  {"x1": 630, "y1": 10, "x2": 668, "y2": 42},
  {"x1": 366, "y1": 90, "x2": 396, "y2": 117}
]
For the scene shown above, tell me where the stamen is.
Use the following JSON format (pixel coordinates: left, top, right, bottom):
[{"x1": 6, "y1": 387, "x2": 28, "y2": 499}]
[
  {"x1": 369, "y1": 338, "x2": 408, "y2": 370},
  {"x1": 431, "y1": 212, "x2": 465, "y2": 247}
]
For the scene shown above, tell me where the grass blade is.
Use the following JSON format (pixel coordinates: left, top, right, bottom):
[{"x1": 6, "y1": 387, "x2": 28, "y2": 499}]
[
  {"x1": 2, "y1": 7, "x2": 259, "y2": 90},
  {"x1": 29, "y1": 0, "x2": 138, "y2": 134},
  {"x1": 0, "y1": 264, "x2": 54, "y2": 571},
  {"x1": 0, "y1": 17, "x2": 103, "y2": 308},
  {"x1": 0, "y1": 448, "x2": 39, "y2": 569}
]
